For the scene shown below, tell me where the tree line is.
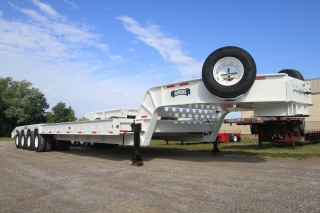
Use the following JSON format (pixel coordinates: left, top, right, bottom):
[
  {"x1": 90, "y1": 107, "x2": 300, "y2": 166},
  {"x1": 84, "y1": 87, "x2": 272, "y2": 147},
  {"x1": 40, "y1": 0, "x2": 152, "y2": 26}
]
[{"x1": 0, "y1": 77, "x2": 77, "y2": 137}]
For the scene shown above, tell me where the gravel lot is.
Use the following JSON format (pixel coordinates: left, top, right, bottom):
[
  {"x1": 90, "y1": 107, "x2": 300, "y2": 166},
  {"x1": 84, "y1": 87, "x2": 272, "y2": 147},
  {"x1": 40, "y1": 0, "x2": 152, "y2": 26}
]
[{"x1": 0, "y1": 140, "x2": 319, "y2": 213}]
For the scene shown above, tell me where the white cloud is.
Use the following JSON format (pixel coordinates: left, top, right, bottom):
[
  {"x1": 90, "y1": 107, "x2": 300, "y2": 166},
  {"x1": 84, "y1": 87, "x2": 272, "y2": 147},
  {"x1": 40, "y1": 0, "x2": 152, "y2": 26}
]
[
  {"x1": 117, "y1": 16, "x2": 202, "y2": 78},
  {"x1": 63, "y1": 0, "x2": 79, "y2": 10},
  {"x1": 5, "y1": 1, "x2": 111, "y2": 60},
  {"x1": 31, "y1": 0, "x2": 64, "y2": 20}
]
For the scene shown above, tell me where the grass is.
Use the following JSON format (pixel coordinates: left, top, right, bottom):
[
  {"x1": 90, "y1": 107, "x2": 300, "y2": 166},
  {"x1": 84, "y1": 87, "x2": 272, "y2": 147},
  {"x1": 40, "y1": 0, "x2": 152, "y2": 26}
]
[
  {"x1": 0, "y1": 137, "x2": 14, "y2": 141},
  {"x1": 148, "y1": 139, "x2": 320, "y2": 159}
]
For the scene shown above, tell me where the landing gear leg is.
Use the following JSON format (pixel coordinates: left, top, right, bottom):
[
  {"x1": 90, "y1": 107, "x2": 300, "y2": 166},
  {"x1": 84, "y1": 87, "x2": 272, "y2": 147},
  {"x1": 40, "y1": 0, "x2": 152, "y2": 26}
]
[
  {"x1": 212, "y1": 137, "x2": 220, "y2": 153},
  {"x1": 131, "y1": 123, "x2": 143, "y2": 166}
]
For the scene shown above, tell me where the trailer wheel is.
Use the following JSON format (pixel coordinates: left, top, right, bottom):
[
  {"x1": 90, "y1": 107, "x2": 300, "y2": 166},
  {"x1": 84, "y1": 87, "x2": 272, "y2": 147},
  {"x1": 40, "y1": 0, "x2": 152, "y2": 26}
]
[
  {"x1": 45, "y1": 135, "x2": 53, "y2": 151},
  {"x1": 237, "y1": 137, "x2": 241, "y2": 142},
  {"x1": 56, "y1": 140, "x2": 66, "y2": 151},
  {"x1": 15, "y1": 132, "x2": 22, "y2": 148},
  {"x1": 21, "y1": 131, "x2": 28, "y2": 150},
  {"x1": 64, "y1": 141, "x2": 71, "y2": 151},
  {"x1": 202, "y1": 46, "x2": 256, "y2": 98},
  {"x1": 27, "y1": 133, "x2": 35, "y2": 151},
  {"x1": 34, "y1": 132, "x2": 46, "y2": 152},
  {"x1": 278, "y1": 69, "x2": 304, "y2": 81},
  {"x1": 229, "y1": 134, "x2": 238, "y2": 142}
]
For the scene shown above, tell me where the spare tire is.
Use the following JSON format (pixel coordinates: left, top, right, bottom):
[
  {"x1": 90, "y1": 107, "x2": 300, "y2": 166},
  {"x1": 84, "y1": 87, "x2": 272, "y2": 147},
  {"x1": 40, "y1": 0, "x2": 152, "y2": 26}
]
[
  {"x1": 202, "y1": 46, "x2": 256, "y2": 98},
  {"x1": 278, "y1": 69, "x2": 304, "y2": 81}
]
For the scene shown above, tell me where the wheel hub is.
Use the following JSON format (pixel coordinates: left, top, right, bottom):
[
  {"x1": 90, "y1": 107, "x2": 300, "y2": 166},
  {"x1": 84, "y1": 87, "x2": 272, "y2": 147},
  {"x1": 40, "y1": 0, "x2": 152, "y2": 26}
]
[{"x1": 213, "y1": 57, "x2": 244, "y2": 86}]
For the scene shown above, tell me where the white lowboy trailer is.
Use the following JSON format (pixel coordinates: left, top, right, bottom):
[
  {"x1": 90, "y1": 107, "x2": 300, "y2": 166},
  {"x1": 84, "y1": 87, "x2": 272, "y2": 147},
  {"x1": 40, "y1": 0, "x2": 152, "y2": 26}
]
[{"x1": 11, "y1": 47, "x2": 312, "y2": 165}]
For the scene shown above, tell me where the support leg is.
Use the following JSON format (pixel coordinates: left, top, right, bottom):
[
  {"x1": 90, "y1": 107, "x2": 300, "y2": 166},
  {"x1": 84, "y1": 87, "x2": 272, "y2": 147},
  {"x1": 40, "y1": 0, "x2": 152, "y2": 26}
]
[
  {"x1": 131, "y1": 123, "x2": 143, "y2": 166},
  {"x1": 291, "y1": 134, "x2": 296, "y2": 149},
  {"x1": 258, "y1": 127, "x2": 262, "y2": 148},
  {"x1": 212, "y1": 137, "x2": 220, "y2": 153}
]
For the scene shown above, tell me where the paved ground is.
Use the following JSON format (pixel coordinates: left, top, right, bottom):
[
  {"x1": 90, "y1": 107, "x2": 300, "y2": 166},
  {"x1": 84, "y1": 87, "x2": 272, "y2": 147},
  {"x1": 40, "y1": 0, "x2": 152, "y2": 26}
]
[{"x1": 0, "y1": 140, "x2": 319, "y2": 213}]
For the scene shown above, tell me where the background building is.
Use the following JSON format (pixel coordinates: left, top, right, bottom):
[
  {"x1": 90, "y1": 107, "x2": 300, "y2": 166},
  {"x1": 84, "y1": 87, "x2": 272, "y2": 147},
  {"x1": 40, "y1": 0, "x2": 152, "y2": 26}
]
[{"x1": 219, "y1": 77, "x2": 320, "y2": 135}]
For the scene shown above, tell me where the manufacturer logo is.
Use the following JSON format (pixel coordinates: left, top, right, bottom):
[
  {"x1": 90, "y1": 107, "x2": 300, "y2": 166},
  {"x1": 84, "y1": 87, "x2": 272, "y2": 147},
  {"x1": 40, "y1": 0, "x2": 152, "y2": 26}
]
[{"x1": 171, "y1": 88, "x2": 190, "y2": 98}]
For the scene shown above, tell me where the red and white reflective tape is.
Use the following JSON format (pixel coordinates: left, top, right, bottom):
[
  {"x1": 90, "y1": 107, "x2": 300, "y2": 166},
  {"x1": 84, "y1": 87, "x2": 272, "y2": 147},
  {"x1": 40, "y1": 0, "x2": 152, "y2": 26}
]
[
  {"x1": 255, "y1": 77, "x2": 266, "y2": 80},
  {"x1": 167, "y1": 82, "x2": 189, "y2": 88}
]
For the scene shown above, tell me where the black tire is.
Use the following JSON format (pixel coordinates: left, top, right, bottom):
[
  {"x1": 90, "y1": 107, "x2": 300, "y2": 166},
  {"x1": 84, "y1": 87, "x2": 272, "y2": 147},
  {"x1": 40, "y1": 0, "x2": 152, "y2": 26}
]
[
  {"x1": 202, "y1": 46, "x2": 256, "y2": 98},
  {"x1": 21, "y1": 131, "x2": 28, "y2": 150},
  {"x1": 64, "y1": 141, "x2": 71, "y2": 151},
  {"x1": 35, "y1": 132, "x2": 46, "y2": 152},
  {"x1": 45, "y1": 135, "x2": 53, "y2": 151},
  {"x1": 15, "y1": 132, "x2": 22, "y2": 149},
  {"x1": 27, "y1": 133, "x2": 35, "y2": 151},
  {"x1": 56, "y1": 140, "x2": 66, "y2": 151},
  {"x1": 278, "y1": 69, "x2": 304, "y2": 81},
  {"x1": 237, "y1": 137, "x2": 241, "y2": 142}
]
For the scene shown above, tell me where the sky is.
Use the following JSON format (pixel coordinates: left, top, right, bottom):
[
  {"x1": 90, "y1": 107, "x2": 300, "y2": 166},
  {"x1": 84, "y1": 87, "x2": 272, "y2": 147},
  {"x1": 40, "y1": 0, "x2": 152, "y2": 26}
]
[{"x1": 0, "y1": 0, "x2": 319, "y2": 119}]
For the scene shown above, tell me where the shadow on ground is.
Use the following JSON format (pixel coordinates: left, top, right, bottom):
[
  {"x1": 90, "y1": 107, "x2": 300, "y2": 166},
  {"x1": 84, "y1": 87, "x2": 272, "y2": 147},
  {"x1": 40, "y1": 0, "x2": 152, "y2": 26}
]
[{"x1": 57, "y1": 144, "x2": 267, "y2": 164}]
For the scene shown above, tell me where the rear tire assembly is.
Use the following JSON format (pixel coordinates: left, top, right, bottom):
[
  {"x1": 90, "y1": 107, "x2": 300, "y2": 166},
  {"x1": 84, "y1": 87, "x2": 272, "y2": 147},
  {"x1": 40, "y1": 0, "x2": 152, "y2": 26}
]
[{"x1": 202, "y1": 46, "x2": 257, "y2": 98}]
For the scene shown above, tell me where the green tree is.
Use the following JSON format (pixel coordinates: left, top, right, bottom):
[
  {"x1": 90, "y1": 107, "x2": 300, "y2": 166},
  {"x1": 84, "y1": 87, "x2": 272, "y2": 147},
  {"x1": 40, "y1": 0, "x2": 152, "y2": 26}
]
[
  {"x1": 77, "y1": 116, "x2": 87, "y2": 122},
  {"x1": 0, "y1": 77, "x2": 49, "y2": 136},
  {"x1": 46, "y1": 101, "x2": 77, "y2": 123}
]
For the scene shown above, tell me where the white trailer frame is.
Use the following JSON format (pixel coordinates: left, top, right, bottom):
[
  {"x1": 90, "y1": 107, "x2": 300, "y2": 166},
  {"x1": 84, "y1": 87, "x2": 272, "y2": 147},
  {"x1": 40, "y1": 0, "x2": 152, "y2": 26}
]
[
  {"x1": 12, "y1": 73, "x2": 311, "y2": 145},
  {"x1": 11, "y1": 46, "x2": 312, "y2": 165}
]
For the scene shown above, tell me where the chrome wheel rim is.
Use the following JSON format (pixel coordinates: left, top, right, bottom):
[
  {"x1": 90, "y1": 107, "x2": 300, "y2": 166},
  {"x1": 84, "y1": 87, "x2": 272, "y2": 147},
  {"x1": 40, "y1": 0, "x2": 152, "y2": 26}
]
[{"x1": 213, "y1": 57, "x2": 244, "y2": 86}]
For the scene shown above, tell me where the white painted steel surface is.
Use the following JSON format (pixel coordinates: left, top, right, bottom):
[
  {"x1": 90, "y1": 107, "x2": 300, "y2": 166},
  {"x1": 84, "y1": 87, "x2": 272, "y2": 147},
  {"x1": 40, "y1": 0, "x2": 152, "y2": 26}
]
[
  {"x1": 84, "y1": 108, "x2": 138, "y2": 120},
  {"x1": 12, "y1": 74, "x2": 312, "y2": 146}
]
